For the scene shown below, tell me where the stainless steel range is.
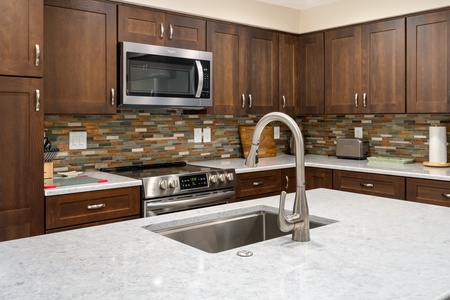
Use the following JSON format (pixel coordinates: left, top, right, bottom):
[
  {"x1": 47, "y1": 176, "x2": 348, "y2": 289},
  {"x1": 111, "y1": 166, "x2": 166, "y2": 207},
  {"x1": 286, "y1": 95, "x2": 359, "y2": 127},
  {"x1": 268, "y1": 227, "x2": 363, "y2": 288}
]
[{"x1": 100, "y1": 162, "x2": 236, "y2": 217}]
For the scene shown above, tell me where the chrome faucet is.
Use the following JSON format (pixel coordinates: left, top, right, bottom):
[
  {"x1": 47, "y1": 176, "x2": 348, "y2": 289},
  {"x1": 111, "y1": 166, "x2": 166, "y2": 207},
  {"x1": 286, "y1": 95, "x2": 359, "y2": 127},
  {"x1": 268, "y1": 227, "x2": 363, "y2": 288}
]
[{"x1": 244, "y1": 112, "x2": 310, "y2": 242}]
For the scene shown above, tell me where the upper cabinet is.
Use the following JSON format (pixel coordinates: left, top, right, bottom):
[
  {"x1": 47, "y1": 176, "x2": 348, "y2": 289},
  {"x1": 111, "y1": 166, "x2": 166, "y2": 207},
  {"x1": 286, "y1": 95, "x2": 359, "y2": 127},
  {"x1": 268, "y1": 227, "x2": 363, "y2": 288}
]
[
  {"x1": 325, "y1": 18, "x2": 405, "y2": 114},
  {"x1": 279, "y1": 34, "x2": 299, "y2": 115},
  {"x1": 118, "y1": 5, "x2": 206, "y2": 51},
  {"x1": 407, "y1": 10, "x2": 450, "y2": 113},
  {"x1": 0, "y1": 0, "x2": 43, "y2": 77},
  {"x1": 44, "y1": 0, "x2": 117, "y2": 114},
  {"x1": 207, "y1": 21, "x2": 279, "y2": 115},
  {"x1": 299, "y1": 32, "x2": 324, "y2": 115}
]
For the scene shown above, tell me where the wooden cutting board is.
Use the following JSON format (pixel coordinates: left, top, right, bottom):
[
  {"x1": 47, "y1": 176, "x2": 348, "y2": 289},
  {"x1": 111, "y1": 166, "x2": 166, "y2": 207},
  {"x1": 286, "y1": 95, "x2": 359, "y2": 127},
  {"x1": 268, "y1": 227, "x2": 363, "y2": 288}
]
[{"x1": 239, "y1": 126, "x2": 277, "y2": 158}]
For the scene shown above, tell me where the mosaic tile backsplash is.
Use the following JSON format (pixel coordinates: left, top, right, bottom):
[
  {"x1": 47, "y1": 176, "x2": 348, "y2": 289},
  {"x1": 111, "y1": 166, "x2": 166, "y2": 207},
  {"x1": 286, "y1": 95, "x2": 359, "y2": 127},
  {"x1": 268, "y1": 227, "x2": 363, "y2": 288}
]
[{"x1": 45, "y1": 111, "x2": 450, "y2": 172}]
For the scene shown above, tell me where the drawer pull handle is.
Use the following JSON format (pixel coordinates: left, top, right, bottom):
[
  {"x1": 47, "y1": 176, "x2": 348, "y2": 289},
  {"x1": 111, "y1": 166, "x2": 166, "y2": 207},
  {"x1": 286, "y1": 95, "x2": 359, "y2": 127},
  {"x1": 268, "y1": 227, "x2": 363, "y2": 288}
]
[
  {"x1": 87, "y1": 204, "x2": 106, "y2": 210},
  {"x1": 241, "y1": 94, "x2": 246, "y2": 108},
  {"x1": 285, "y1": 175, "x2": 289, "y2": 190},
  {"x1": 442, "y1": 194, "x2": 450, "y2": 199},
  {"x1": 360, "y1": 183, "x2": 374, "y2": 188},
  {"x1": 253, "y1": 181, "x2": 263, "y2": 186},
  {"x1": 35, "y1": 44, "x2": 40, "y2": 67}
]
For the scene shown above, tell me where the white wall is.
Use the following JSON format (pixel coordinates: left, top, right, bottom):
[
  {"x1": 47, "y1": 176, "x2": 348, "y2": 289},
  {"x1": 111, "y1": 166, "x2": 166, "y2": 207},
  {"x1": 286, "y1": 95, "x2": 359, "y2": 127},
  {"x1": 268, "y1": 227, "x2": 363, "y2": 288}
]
[
  {"x1": 298, "y1": 0, "x2": 450, "y2": 33},
  {"x1": 114, "y1": 0, "x2": 301, "y2": 33},
  {"x1": 114, "y1": 0, "x2": 450, "y2": 33}
]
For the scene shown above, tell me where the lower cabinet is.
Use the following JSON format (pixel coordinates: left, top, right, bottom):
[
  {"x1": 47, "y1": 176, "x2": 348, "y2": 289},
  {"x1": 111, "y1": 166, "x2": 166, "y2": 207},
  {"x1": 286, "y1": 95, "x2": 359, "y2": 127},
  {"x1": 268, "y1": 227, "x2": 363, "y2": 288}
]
[
  {"x1": 236, "y1": 168, "x2": 296, "y2": 201},
  {"x1": 305, "y1": 167, "x2": 332, "y2": 190},
  {"x1": 46, "y1": 186, "x2": 140, "y2": 233},
  {"x1": 406, "y1": 178, "x2": 450, "y2": 207},
  {"x1": 333, "y1": 170, "x2": 405, "y2": 199}
]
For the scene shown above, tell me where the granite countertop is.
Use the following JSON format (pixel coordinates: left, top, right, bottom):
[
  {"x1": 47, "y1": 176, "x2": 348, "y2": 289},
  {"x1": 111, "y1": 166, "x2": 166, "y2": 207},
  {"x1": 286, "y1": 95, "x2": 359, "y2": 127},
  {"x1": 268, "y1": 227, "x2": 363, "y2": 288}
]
[
  {"x1": 1, "y1": 189, "x2": 450, "y2": 299},
  {"x1": 44, "y1": 171, "x2": 142, "y2": 197},
  {"x1": 190, "y1": 154, "x2": 450, "y2": 181}
]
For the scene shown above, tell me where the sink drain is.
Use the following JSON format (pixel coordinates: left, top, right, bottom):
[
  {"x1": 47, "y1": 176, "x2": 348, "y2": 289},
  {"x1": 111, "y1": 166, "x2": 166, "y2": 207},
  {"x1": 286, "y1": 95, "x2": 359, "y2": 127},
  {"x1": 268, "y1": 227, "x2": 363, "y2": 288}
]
[{"x1": 236, "y1": 250, "x2": 253, "y2": 257}]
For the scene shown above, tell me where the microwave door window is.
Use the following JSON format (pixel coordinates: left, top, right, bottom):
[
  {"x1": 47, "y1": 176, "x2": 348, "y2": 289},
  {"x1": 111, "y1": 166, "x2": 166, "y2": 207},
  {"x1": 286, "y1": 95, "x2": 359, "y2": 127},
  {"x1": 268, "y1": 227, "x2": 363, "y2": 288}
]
[{"x1": 127, "y1": 54, "x2": 197, "y2": 98}]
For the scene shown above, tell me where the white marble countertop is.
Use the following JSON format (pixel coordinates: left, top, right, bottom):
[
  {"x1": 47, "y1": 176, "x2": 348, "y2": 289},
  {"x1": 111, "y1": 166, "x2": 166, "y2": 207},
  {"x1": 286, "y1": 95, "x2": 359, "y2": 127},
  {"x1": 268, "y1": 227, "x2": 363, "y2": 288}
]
[
  {"x1": 1, "y1": 189, "x2": 450, "y2": 299},
  {"x1": 190, "y1": 154, "x2": 450, "y2": 181},
  {"x1": 44, "y1": 171, "x2": 142, "y2": 197}
]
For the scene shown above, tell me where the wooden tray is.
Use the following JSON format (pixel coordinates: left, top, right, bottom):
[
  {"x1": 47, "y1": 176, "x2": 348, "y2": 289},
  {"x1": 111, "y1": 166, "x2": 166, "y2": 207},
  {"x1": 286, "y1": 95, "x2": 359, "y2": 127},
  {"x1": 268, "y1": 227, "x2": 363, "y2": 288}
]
[
  {"x1": 423, "y1": 161, "x2": 450, "y2": 167},
  {"x1": 239, "y1": 126, "x2": 277, "y2": 158}
]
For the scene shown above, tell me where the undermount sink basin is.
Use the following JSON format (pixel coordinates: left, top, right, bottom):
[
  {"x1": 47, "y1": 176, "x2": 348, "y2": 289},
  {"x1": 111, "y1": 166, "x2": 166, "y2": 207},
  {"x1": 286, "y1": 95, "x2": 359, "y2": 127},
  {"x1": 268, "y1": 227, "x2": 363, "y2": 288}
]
[{"x1": 152, "y1": 211, "x2": 333, "y2": 253}]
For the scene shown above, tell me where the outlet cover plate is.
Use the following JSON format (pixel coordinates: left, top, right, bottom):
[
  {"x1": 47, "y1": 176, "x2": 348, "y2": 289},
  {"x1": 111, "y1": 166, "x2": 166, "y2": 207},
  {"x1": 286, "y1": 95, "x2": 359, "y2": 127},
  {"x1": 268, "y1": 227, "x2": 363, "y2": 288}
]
[{"x1": 69, "y1": 131, "x2": 87, "y2": 150}]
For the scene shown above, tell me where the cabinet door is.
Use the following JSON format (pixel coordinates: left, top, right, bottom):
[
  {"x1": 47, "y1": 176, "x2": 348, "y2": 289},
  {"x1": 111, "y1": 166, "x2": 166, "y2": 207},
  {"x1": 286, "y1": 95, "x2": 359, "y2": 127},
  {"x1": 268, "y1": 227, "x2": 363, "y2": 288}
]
[
  {"x1": 333, "y1": 170, "x2": 405, "y2": 199},
  {"x1": 236, "y1": 170, "x2": 281, "y2": 200},
  {"x1": 325, "y1": 27, "x2": 362, "y2": 114},
  {"x1": 305, "y1": 167, "x2": 332, "y2": 190},
  {"x1": 281, "y1": 168, "x2": 297, "y2": 193},
  {"x1": 118, "y1": 5, "x2": 165, "y2": 45},
  {"x1": 406, "y1": 178, "x2": 450, "y2": 207},
  {"x1": 206, "y1": 21, "x2": 247, "y2": 114},
  {"x1": 299, "y1": 32, "x2": 324, "y2": 115},
  {"x1": 362, "y1": 18, "x2": 405, "y2": 113},
  {"x1": 407, "y1": 10, "x2": 450, "y2": 113},
  {"x1": 0, "y1": 0, "x2": 43, "y2": 77},
  {"x1": 0, "y1": 77, "x2": 44, "y2": 242},
  {"x1": 165, "y1": 14, "x2": 206, "y2": 51},
  {"x1": 279, "y1": 34, "x2": 299, "y2": 115},
  {"x1": 247, "y1": 28, "x2": 279, "y2": 114},
  {"x1": 44, "y1": 0, "x2": 117, "y2": 114}
]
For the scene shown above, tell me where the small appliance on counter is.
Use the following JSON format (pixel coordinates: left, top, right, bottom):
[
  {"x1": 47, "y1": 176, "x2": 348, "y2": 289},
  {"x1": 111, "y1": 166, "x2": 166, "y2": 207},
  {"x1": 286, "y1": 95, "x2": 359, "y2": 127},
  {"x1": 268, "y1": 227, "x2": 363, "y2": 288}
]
[{"x1": 336, "y1": 138, "x2": 369, "y2": 160}]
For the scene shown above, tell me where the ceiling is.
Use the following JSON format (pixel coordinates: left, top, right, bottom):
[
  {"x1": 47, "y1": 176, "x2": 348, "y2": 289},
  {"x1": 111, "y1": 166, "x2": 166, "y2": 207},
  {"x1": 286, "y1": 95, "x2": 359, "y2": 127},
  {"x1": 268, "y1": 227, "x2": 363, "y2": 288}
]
[{"x1": 256, "y1": 0, "x2": 342, "y2": 10}]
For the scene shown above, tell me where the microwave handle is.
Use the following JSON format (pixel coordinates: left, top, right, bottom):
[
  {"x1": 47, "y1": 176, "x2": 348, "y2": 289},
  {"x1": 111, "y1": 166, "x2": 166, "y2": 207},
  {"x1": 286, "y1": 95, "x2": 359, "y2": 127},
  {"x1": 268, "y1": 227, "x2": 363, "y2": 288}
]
[{"x1": 195, "y1": 60, "x2": 204, "y2": 98}]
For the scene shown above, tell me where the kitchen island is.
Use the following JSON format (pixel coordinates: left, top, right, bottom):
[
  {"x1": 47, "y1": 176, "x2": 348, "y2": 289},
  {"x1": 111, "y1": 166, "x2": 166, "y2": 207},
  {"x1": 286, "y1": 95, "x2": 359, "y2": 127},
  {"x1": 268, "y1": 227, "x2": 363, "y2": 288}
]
[{"x1": 1, "y1": 189, "x2": 450, "y2": 299}]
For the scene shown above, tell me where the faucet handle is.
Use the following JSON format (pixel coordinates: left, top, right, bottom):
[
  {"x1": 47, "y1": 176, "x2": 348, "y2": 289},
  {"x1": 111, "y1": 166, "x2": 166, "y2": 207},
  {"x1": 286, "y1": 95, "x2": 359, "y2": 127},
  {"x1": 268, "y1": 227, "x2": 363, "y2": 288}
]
[{"x1": 278, "y1": 191, "x2": 295, "y2": 232}]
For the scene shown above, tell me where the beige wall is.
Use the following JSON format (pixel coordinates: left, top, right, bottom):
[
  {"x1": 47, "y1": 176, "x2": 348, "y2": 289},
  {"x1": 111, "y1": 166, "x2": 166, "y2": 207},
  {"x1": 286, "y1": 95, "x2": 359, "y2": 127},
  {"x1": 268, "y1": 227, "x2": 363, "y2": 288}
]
[
  {"x1": 115, "y1": 0, "x2": 450, "y2": 33},
  {"x1": 299, "y1": 0, "x2": 450, "y2": 33}
]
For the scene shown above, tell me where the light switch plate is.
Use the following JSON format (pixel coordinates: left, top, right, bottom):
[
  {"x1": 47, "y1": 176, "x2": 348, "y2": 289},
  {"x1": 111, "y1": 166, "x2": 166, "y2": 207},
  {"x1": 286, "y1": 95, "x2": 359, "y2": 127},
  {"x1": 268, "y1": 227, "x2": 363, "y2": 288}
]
[
  {"x1": 203, "y1": 127, "x2": 211, "y2": 143},
  {"x1": 194, "y1": 128, "x2": 202, "y2": 143},
  {"x1": 69, "y1": 131, "x2": 87, "y2": 150},
  {"x1": 274, "y1": 126, "x2": 280, "y2": 139},
  {"x1": 354, "y1": 127, "x2": 363, "y2": 139}
]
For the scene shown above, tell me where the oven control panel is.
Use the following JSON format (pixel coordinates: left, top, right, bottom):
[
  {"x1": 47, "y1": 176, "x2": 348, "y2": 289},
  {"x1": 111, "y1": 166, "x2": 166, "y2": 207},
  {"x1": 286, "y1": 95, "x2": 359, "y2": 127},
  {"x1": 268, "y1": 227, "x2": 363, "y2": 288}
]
[{"x1": 179, "y1": 173, "x2": 208, "y2": 190}]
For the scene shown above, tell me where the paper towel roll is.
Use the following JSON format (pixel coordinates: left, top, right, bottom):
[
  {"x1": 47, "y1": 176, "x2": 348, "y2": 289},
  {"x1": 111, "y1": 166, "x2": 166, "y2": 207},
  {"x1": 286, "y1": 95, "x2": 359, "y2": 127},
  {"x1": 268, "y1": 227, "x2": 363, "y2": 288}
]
[{"x1": 429, "y1": 126, "x2": 447, "y2": 164}]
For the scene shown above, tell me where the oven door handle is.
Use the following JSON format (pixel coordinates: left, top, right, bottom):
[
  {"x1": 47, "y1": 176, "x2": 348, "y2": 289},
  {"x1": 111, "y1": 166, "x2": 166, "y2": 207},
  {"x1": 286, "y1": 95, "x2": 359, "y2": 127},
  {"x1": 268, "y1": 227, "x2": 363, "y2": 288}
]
[{"x1": 145, "y1": 190, "x2": 235, "y2": 210}]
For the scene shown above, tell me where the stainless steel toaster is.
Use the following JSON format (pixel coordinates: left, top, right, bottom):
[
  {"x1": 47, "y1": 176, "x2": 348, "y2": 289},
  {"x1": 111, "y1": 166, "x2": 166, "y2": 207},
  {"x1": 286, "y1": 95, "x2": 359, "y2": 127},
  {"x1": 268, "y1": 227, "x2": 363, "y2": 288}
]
[{"x1": 336, "y1": 138, "x2": 369, "y2": 159}]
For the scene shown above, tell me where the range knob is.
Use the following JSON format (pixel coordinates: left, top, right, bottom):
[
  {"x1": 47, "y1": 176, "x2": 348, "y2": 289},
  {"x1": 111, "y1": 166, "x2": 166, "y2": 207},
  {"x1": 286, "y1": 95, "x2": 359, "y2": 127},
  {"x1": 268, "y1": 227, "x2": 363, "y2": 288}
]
[
  {"x1": 159, "y1": 180, "x2": 168, "y2": 190},
  {"x1": 218, "y1": 174, "x2": 226, "y2": 182},
  {"x1": 226, "y1": 173, "x2": 234, "y2": 181},
  {"x1": 210, "y1": 174, "x2": 218, "y2": 184},
  {"x1": 169, "y1": 179, "x2": 178, "y2": 189}
]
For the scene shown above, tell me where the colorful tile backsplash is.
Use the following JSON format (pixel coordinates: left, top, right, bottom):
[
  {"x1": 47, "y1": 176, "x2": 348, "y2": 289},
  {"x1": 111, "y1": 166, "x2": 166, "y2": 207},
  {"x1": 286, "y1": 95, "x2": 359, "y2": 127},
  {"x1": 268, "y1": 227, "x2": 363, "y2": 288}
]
[{"x1": 45, "y1": 111, "x2": 450, "y2": 172}]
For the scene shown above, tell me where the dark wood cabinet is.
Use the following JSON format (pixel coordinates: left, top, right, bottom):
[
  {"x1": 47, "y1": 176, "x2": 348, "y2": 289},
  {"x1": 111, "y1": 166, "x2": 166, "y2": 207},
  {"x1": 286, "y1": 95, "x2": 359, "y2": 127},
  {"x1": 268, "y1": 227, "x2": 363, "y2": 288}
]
[
  {"x1": 0, "y1": 0, "x2": 43, "y2": 77},
  {"x1": 407, "y1": 10, "x2": 450, "y2": 113},
  {"x1": 46, "y1": 186, "x2": 141, "y2": 233},
  {"x1": 325, "y1": 18, "x2": 405, "y2": 114},
  {"x1": 299, "y1": 32, "x2": 324, "y2": 115},
  {"x1": 118, "y1": 5, "x2": 206, "y2": 51},
  {"x1": 406, "y1": 178, "x2": 450, "y2": 207},
  {"x1": 0, "y1": 77, "x2": 44, "y2": 242},
  {"x1": 44, "y1": 0, "x2": 117, "y2": 114},
  {"x1": 333, "y1": 170, "x2": 405, "y2": 199},
  {"x1": 305, "y1": 167, "x2": 332, "y2": 190},
  {"x1": 278, "y1": 33, "x2": 299, "y2": 115},
  {"x1": 207, "y1": 21, "x2": 278, "y2": 115}
]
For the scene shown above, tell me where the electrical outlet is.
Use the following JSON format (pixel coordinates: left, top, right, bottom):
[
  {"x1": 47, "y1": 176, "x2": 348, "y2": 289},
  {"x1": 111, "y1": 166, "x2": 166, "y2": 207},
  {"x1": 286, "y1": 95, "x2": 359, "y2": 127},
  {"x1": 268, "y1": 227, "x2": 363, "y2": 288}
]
[
  {"x1": 69, "y1": 131, "x2": 87, "y2": 150},
  {"x1": 354, "y1": 127, "x2": 363, "y2": 139},
  {"x1": 203, "y1": 127, "x2": 211, "y2": 143},
  {"x1": 274, "y1": 126, "x2": 280, "y2": 139},
  {"x1": 194, "y1": 128, "x2": 202, "y2": 143}
]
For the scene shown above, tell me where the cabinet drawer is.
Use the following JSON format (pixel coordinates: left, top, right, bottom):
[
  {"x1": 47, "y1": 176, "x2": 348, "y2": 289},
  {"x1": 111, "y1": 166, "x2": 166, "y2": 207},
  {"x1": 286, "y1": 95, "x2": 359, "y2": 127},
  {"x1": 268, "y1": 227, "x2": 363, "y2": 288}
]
[
  {"x1": 406, "y1": 178, "x2": 450, "y2": 207},
  {"x1": 333, "y1": 170, "x2": 405, "y2": 199},
  {"x1": 46, "y1": 187, "x2": 140, "y2": 230},
  {"x1": 305, "y1": 167, "x2": 333, "y2": 190},
  {"x1": 236, "y1": 170, "x2": 281, "y2": 198}
]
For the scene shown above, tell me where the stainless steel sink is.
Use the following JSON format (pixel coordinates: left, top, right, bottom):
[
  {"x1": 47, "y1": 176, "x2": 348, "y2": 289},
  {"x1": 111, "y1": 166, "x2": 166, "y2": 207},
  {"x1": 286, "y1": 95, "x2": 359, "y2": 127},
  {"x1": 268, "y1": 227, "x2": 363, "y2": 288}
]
[{"x1": 153, "y1": 211, "x2": 331, "y2": 253}]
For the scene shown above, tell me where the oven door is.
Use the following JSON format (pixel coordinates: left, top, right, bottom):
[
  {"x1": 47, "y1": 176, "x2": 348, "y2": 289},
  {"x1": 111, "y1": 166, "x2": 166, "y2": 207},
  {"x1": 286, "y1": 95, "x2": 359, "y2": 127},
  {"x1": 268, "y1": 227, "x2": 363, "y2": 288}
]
[{"x1": 143, "y1": 188, "x2": 235, "y2": 217}]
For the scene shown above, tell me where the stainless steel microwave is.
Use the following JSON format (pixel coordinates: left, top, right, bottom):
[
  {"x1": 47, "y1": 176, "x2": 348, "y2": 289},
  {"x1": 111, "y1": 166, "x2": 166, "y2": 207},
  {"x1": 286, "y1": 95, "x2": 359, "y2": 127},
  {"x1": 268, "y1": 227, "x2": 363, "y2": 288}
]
[{"x1": 119, "y1": 42, "x2": 212, "y2": 109}]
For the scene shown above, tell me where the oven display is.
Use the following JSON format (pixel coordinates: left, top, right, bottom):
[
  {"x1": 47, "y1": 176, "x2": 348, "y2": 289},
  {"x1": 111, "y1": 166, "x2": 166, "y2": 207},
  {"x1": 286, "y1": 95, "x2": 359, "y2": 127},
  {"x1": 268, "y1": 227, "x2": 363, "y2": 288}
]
[{"x1": 180, "y1": 173, "x2": 208, "y2": 190}]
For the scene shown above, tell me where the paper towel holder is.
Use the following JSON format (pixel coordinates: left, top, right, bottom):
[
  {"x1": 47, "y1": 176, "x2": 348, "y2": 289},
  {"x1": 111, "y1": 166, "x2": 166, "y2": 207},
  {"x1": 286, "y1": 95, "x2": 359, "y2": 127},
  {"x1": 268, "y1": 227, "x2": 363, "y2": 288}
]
[{"x1": 423, "y1": 125, "x2": 450, "y2": 167}]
